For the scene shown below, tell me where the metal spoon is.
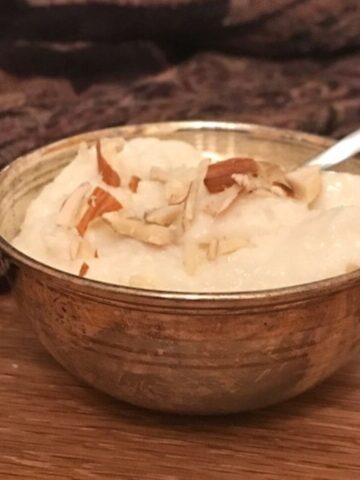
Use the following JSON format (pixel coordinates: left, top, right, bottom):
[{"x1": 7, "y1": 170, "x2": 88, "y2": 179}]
[{"x1": 307, "y1": 128, "x2": 360, "y2": 169}]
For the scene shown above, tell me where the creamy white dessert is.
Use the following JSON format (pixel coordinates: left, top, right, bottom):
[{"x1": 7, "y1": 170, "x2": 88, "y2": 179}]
[{"x1": 12, "y1": 137, "x2": 360, "y2": 292}]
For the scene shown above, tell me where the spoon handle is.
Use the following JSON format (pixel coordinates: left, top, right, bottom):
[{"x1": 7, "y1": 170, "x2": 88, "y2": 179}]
[{"x1": 307, "y1": 128, "x2": 360, "y2": 169}]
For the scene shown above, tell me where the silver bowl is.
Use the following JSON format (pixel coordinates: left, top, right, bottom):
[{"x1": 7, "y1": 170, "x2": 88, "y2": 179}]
[{"x1": 0, "y1": 121, "x2": 359, "y2": 414}]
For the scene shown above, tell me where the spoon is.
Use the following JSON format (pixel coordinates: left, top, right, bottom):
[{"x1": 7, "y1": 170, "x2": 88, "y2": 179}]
[{"x1": 307, "y1": 128, "x2": 360, "y2": 169}]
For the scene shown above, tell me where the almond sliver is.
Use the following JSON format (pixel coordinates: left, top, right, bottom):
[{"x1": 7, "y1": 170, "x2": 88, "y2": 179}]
[
  {"x1": 271, "y1": 182, "x2": 294, "y2": 198},
  {"x1": 57, "y1": 182, "x2": 91, "y2": 228},
  {"x1": 204, "y1": 157, "x2": 258, "y2": 193},
  {"x1": 77, "y1": 187, "x2": 123, "y2": 236},
  {"x1": 70, "y1": 236, "x2": 97, "y2": 260},
  {"x1": 129, "y1": 175, "x2": 140, "y2": 193},
  {"x1": 165, "y1": 178, "x2": 191, "y2": 205},
  {"x1": 184, "y1": 159, "x2": 209, "y2": 228},
  {"x1": 104, "y1": 213, "x2": 174, "y2": 246},
  {"x1": 285, "y1": 166, "x2": 321, "y2": 205},
  {"x1": 79, "y1": 262, "x2": 89, "y2": 277},
  {"x1": 203, "y1": 184, "x2": 240, "y2": 216},
  {"x1": 145, "y1": 204, "x2": 183, "y2": 226},
  {"x1": 77, "y1": 238, "x2": 97, "y2": 259},
  {"x1": 96, "y1": 140, "x2": 121, "y2": 187}
]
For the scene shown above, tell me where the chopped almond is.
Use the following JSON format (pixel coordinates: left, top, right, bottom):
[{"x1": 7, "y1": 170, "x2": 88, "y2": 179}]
[
  {"x1": 204, "y1": 157, "x2": 258, "y2": 193},
  {"x1": 203, "y1": 184, "x2": 240, "y2": 216},
  {"x1": 271, "y1": 182, "x2": 294, "y2": 198},
  {"x1": 79, "y1": 262, "x2": 89, "y2": 277},
  {"x1": 285, "y1": 166, "x2": 321, "y2": 204},
  {"x1": 231, "y1": 162, "x2": 294, "y2": 199},
  {"x1": 96, "y1": 140, "x2": 121, "y2": 187},
  {"x1": 257, "y1": 162, "x2": 294, "y2": 197},
  {"x1": 129, "y1": 175, "x2": 140, "y2": 193},
  {"x1": 150, "y1": 165, "x2": 194, "y2": 204},
  {"x1": 165, "y1": 178, "x2": 191, "y2": 205},
  {"x1": 257, "y1": 162, "x2": 286, "y2": 186},
  {"x1": 77, "y1": 187, "x2": 123, "y2": 236},
  {"x1": 57, "y1": 182, "x2": 91, "y2": 228},
  {"x1": 103, "y1": 213, "x2": 174, "y2": 246},
  {"x1": 70, "y1": 236, "x2": 97, "y2": 260},
  {"x1": 184, "y1": 159, "x2": 209, "y2": 228},
  {"x1": 77, "y1": 238, "x2": 97, "y2": 259},
  {"x1": 145, "y1": 204, "x2": 183, "y2": 226},
  {"x1": 232, "y1": 173, "x2": 263, "y2": 193},
  {"x1": 70, "y1": 236, "x2": 81, "y2": 260}
]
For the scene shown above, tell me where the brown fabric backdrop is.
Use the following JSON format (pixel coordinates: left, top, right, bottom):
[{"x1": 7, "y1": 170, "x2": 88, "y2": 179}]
[
  {"x1": 0, "y1": 0, "x2": 359, "y2": 168},
  {"x1": 2, "y1": 1, "x2": 360, "y2": 55}
]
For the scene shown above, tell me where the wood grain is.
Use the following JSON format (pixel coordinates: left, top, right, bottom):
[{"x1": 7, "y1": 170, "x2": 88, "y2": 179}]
[{"x1": 0, "y1": 293, "x2": 359, "y2": 479}]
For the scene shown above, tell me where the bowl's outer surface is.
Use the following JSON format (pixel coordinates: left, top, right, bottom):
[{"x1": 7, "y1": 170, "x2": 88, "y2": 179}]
[{"x1": 1, "y1": 121, "x2": 360, "y2": 414}]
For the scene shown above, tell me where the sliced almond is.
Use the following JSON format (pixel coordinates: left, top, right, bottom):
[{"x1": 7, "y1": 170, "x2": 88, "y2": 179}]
[
  {"x1": 183, "y1": 241, "x2": 205, "y2": 275},
  {"x1": 57, "y1": 182, "x2": 91, "y2": 228},
  {"x1": 203, "y1": 184, "x2": 240, "y2": 216},
  {"x1": 145, "y1": 204, "x2": 183, "y2": 226},
  {"x1": 103, "y1": 213, "x2": 174, "y2": 246},
  {"x1": 257, "y1": 162, "x2": 286, "y2": 185},
  {"x1": 232, "y1": 164, "x2": 294, "y2": 199},
  {"x1": 70, "y1": 236, "x2": 97, "y2": 261},
  {"x1": 77, "y1": 238, "x2": 97, "y2": 259},
  {"x1": 96, "y1": 140, "x2": 121, "y2": 187},
  {"x1": 129, "y1": 175, "x2": 140, "y2": 193},
  {"x1": 151, "y1": 166, "x2": 193, "y2": 204},
  {"x1": 165, "y1": 178, "x2": 191, "y2": 205},
  {"x1": 184, "y1": 159, "x2": 209, "y2": 228},
  {"x1": 204, "y1": 157, "x2": 258, "y2": 193},
  {"x1": 70, "y1": 236, "x2": 81, "y2": 260},
  {"x1": 257, "y1": 161, "x2": 294, "y2": 197},
  {"x1": 272, "y1": 182, "x2": 294, "y2": 198},
  {"x1": 77, "y1": 187, "x2": 123, "y2": 236},
  {"x1": 285, "y1": 166, "x2": 321, "y2": 204},
  {"x1": 79, "y1": 262, "x2": 89, "y2": 277}
]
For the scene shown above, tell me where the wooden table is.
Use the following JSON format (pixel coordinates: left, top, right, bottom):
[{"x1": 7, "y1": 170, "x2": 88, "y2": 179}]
[{"x1": 1, "y1": 292, "x2": 359, "y2": 480}]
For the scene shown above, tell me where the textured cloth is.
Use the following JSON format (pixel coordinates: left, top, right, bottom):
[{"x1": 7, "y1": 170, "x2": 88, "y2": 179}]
[
  {"x1": 0, "y1": 0, "x2": 359, "y2": 167},
  {"x1": 2, "y1": 1, "x2": 360, "y2": 55}
]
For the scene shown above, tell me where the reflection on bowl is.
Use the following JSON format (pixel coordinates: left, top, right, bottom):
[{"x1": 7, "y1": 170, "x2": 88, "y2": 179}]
[{"x1": 0, "y1": 121, "x2": 359, "y2": 414}]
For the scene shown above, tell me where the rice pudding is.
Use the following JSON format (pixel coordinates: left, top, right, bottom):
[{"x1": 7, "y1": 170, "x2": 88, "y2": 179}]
[{"x1": 12, "y1": 137, "x2": 360, "y2": 292}]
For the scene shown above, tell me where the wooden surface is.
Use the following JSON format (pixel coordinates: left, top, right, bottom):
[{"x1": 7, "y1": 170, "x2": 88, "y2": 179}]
[{"x1": 0, "y1": 292, "x2": 359, "y2": 480}]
